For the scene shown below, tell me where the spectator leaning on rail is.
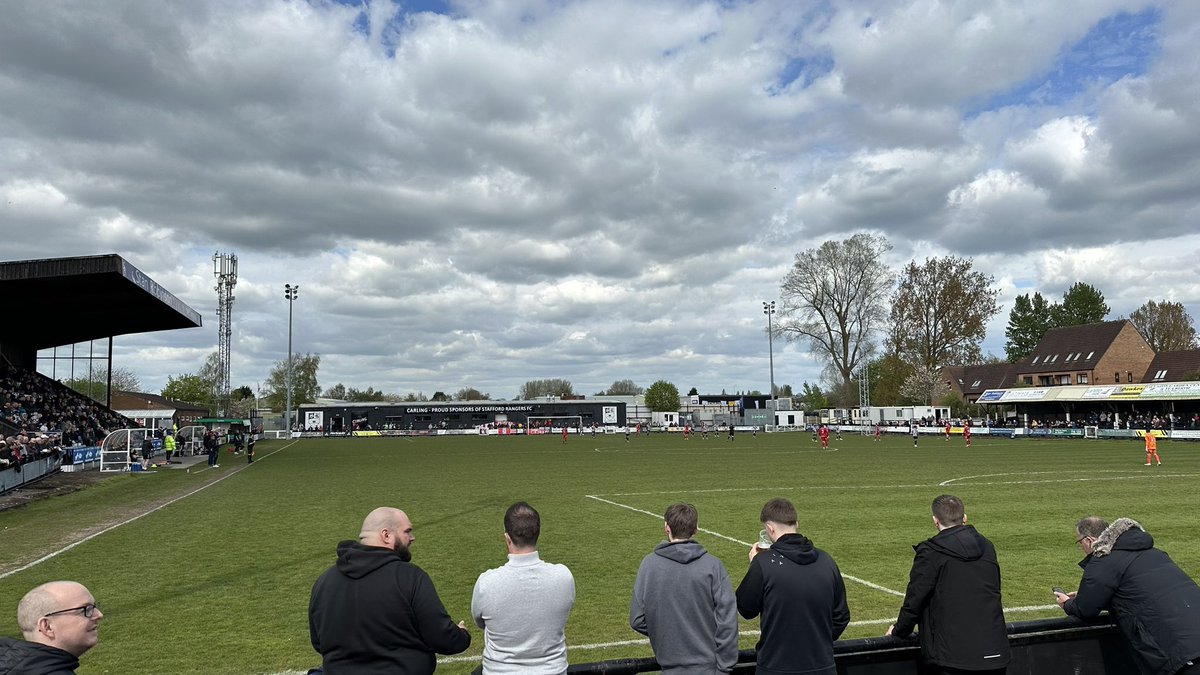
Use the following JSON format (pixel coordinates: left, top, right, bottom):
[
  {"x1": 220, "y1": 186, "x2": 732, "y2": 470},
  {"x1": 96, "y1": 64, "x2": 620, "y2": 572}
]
[
  {"x1": 1056, "y1": 517, "x2": 1200, "y2": 675},
  {"x1": 471, "y1": 502, "x2": 575, "y2": 674},
  {"x1": 0, "y1": 580, "x2": 104, "y2": 675},
  {"x1": 886, "y1": 495, "x2": 1010, "y2": 674},
  {"x1": 736, "y1": 497, "x2": 849, "y2": 675},
  {"x1": 630, "y1": 502, "x2": 738, "y2": 674},
  {"x1": 309, "y1": 507, "x2": 470, "y2": 674}
]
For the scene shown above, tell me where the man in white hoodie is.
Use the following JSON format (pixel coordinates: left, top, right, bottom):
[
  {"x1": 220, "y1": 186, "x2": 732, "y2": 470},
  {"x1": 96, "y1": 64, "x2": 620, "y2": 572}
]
[{"x1": 630, "y1": 503, "x2": 739, "y2": 674}]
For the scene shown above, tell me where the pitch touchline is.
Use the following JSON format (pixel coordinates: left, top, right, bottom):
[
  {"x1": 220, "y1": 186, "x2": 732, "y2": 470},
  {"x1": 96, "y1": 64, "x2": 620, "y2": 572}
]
[
  {"x1": 596, "y1": 472, "x2": 1198, "y2": 497},
  {"x1": 433, "y1": 604, "x2": 1062, "y2": 665},
  {"x1": 585, "y1": 495, "x2": 904, "y2": 598},
  {"x1": 0, "y1": 440, "x2": 299, "y2": 581}
]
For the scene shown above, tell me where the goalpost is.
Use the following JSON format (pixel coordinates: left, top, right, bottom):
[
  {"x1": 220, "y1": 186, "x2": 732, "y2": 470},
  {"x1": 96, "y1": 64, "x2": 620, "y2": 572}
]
[{"x1": 526, "y1": 416, "x2": 584, "y2": 435}]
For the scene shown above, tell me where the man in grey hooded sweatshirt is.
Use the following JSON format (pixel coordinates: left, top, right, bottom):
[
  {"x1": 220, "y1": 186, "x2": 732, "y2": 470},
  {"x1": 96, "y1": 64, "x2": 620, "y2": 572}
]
[{"x1": 630, "y1": 503, "x2": 739, "y2": 674}]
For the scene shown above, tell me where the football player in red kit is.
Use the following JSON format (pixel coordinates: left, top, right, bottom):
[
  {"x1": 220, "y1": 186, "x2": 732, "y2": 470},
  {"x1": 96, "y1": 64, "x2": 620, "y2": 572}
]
[{"x1": 819, "y1": 424, "x2": 830, "y2": 449}]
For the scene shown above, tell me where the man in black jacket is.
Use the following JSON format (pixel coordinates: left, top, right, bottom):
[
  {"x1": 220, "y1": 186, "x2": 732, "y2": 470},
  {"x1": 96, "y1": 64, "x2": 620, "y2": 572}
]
[
  {"x1": 309, "y1": 507, "x2": 470, "y2": 673},
  {"x1": 887, "y1": 495, "x2": 1009, "y2": 674},
  {"x1": 736, "y1": 497, "x2": 849, "y2": 675},
  {"x1": 1057, "y1": 516, "x2": 1200, "y2": 675},
  {"x1": 0, "y1": 580, "x2": 104, "y2": 675}
]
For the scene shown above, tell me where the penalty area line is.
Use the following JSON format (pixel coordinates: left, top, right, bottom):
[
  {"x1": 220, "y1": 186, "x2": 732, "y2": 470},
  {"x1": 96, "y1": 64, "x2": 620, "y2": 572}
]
[
  {"x1": 0, "y1": 440, "x2": 300, "y2": 581},
  {"x1": 584, "y1": 495, "x2": 903, "y2": 598}
]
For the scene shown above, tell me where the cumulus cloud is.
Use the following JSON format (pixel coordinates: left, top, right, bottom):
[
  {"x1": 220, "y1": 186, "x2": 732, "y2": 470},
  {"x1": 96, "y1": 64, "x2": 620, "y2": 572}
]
[{"x1": 2, "y1": 0, "x2": 1198, "y2": 397}]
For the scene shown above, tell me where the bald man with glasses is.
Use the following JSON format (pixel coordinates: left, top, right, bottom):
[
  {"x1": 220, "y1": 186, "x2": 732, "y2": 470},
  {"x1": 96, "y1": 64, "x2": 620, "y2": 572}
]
[{"x1": 0, "y1": 580, "x2": 104, "y2": 674}]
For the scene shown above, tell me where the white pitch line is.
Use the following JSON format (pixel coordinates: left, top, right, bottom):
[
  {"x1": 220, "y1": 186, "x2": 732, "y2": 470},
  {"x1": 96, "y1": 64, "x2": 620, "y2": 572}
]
[
  {"x1": 0, "y1": 440, "x2": 299, "y2": 581},
  {"x1": 585, "y1": 495, "x2": 904, "y2": 597},
  {"x1": 596, "y1": 472, "x2": 1199, "y2": 498}
]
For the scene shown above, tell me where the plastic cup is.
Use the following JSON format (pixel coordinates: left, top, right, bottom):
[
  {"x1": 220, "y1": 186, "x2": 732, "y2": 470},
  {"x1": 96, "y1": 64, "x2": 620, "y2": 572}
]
[{"x1": 757, "y1": 529, "x2": 772, "y2": 549}]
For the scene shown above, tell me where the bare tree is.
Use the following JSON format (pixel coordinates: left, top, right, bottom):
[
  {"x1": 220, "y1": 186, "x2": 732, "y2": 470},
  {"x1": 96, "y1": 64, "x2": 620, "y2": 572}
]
[
  {"x1": 454, "y1": 387, "x2": 491, "y2": 400},
  {"x1": 777, "y1": 234, "x2": 895, "y2": 386},
  {"x1": 518, "y1": 379, "x2": 574, "y2": 400},
  {"x1": 603, "y1": 379, "x2": 643, "y2": 395},
  {"x1": 889, "y1": 256, "x2": 1000, "y2": 370},
  {"x1": 1128, "y1": 300, "x2": 1198, "y2": 351}
]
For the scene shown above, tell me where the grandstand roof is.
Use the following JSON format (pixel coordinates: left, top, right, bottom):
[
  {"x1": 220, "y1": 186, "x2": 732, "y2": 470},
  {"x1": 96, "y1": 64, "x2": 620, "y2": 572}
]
[
  {"x1": 1013, "y1": 320, "x2": 1129, "y2": 374},
  {"x1": 0, "y1": 254, "x2": 202, "y2": 350}
]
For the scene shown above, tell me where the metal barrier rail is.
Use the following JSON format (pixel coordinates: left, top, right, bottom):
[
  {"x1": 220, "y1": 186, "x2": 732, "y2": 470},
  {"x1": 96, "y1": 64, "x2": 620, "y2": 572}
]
[{"x1": 550, "y1": 615, "x2": 1133, "y2": 674}]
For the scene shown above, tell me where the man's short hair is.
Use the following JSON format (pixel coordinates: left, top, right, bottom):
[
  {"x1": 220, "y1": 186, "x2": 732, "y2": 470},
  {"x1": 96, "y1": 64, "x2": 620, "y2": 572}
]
[
  {"x1": 931, "y1": 495, "x2": 965, "y2": 527},
  {"x1": 760, "y1": 497, "x2": 797, "y2": 526},
  {"x1": 1076, "y1": 516, "x2": 1109, "y2": 539},
  {"x1": 664, "y1": 503, "x2": 698, "y2": 539},
  {"x1": 504, "y1": 501, "x2": 541, "y2": 549}
]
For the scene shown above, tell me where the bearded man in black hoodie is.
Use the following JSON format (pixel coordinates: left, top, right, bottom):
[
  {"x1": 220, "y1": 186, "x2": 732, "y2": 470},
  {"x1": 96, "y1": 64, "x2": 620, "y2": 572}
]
[
  {"x1": 736, "y1": 497, "x2": 849, "y2": 675},
  {"x1": 887, "y1": 495, "x2": 1009, "y2": 675},
  {"x1": 309, "y1": 507, "x2": 470, "y2": 673}
]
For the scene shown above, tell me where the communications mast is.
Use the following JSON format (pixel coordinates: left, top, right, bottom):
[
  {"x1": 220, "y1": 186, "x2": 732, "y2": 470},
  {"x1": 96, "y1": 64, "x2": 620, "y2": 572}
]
[{"x1": 213, "y1": 252, "x2": 238, "y2": 417}]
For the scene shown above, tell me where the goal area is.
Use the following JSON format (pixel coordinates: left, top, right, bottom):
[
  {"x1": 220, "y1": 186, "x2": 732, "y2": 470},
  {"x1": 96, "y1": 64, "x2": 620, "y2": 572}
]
[{"x1": 527, "y1": 416, "x2": 583, "y2": 432}]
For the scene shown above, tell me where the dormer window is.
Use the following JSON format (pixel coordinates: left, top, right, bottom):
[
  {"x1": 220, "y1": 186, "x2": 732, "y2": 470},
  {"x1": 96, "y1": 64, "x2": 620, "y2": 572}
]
[
  {"x1": 1051, "y1": 354, "x2": 1058, "y2": 362},
  {"x1": 1154, "y1": 369, "x2": 1168, "y2": 381},
  {"x1": 971, "y1": 380, "x2": 982, "y2": 388},
  {"x1": 1086, "y1": 351, "x2": 1094, "y2": 360},
  {"x1": 1032, "y1": 356, "x2": 1040, "y2": 364}
]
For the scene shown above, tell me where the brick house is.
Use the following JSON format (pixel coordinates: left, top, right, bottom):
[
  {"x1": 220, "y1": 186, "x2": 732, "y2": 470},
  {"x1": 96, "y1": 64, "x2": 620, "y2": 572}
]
[{"x1": 1010, "y1": 320, "x2": 1154, "y2": 388}]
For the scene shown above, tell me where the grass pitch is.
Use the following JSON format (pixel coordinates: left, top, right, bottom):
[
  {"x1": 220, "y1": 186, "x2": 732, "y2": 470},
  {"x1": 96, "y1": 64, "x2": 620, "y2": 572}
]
[{"x1": 2, "y1": 431, "x2": 1198, "y2": 674}]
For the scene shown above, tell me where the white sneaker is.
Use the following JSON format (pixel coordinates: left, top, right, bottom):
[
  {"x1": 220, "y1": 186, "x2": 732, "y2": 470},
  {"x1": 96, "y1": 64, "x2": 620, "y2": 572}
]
[
  {"x1": 214, "y1": 464, "x2": 220, "y2": 468},
  {"x1": 1144, "y1": 463, "x2": 1152, "y2": 466}
]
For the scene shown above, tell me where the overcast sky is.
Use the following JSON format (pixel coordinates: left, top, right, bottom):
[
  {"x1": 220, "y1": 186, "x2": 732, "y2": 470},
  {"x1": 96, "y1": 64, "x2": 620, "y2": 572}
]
[{"x1": 3, "y1": 0, "x2": 1199, "y2": 400}]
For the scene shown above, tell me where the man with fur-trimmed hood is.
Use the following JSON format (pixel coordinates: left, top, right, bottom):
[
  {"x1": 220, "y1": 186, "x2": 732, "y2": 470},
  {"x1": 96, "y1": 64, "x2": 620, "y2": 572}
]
[{"x1": 1056, "y1": 517, "x2": 1200, "y2": 675}]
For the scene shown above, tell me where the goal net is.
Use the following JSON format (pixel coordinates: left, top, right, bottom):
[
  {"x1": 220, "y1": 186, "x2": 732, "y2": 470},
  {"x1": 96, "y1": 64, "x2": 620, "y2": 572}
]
[{"x1": 526, "y1": 416, "x2": 584, "y2": 435}]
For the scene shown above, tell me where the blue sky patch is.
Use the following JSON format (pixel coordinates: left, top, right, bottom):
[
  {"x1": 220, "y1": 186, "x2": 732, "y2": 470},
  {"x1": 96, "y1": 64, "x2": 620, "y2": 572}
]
[{"x1": 968, "y1": 7, "x2": 1161, "y2": 115}]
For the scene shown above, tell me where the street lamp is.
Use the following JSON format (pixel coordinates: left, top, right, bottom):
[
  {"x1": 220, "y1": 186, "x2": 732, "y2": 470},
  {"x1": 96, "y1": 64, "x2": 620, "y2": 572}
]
[
  {"x1": 285, "y1": 284, "x2": 299, "y2": 435},
  {"x1": 763, "y1": 301, "x2": 776, "y2": 409}
]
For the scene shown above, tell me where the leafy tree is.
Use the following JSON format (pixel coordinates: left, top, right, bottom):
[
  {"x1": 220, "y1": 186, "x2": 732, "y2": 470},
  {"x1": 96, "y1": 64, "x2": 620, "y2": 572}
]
[
  {"x1": 347, "y1": 386, "x2": 388, "y2": 402},
  {"x1": 797, "y1": 382, "x2": 827, "y2": 411},
  {"x1": 161, "y1": 374, "x2": 216, "y2": 412},
  {"x1": 518, "y1": 379, "x2": 574, "y2": 399},
  {"x1": 604, "y1": 379, "x2": 644, "y2": 396},
  {"x1": 900, "y1": 365, "x2": 951, "y2": 405},
  {"x1": 1128, "y1": 300, "x2": 1198, "y2": 351},
  {"x1": 401, "y1": 392, "x2": 428, "y2": 402},
  {"x1": 232, "y1": 385, "x2": 254, "y2": 400},
  {"x1": 1005, "y1": 292, "x2": 1054, "y2": 361},
  {"x1": 778, "y1": 384, "x2": 794, "y2": 398},
  {"x1": 430, "y1": 391, "x2": 449, "y2": 401},
  {"x1": 778, "y1": 234, "x2": 895, "y2": 386},
  {"x1": 62, "y1": 366, "x2": 142, "y2": 402},
  {"x1": 889, "y1": 256, "x2": 1001, "y2": 369},
  {"x1": 865, "y1": 354, "x2": 914, "y2": 406},
  {"x1": 323, "y1": 383, "x2": 347, "y2": 400},
  {"x1": 454, "y1": 387, "x2": 490, "y2": 400},
  {"x1": 644, "y1": 380, "x2": 680, "y2": 412},
  {"x1": 1051, "y1": 282, "x2": 1109, "y2": 327},
  {"x1": 264, "y1": 353, "x2": 321, "y2": 412},
  {"x1": 687, "y1": 386, "x2": 699, "y2": 396}
]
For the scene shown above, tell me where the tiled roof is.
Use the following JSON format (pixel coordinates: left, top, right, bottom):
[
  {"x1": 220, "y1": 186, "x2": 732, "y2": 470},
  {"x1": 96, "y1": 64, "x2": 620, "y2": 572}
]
[
  {"x1": 1014, "y1": 320, "x2": 1129, "y2": 374},
  {"x1": 112, "y1": 390, "x2": 208, "y2": 412},
  {"x1": 943, "y1": 363, "x2": 1016, "y2": 394},
  {"x1": 1143, "y1": 350, "x2": 1200, "y2": 382}
]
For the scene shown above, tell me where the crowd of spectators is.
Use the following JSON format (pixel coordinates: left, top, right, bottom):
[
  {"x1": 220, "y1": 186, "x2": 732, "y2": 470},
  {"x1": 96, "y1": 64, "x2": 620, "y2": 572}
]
[{"x1": 1, "y1": 363, "x2": 132, "y2": 473}]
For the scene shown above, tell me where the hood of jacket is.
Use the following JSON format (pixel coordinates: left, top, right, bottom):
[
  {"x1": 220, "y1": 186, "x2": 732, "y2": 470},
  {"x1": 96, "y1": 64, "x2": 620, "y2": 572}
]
[
  {"x1": 1092, "y1": 518, "x2": 1152, "y2": 558},
  {"x1": 919, "y1": 524, "x2": 986, "y2": 561},
  {"x1": 653, "y1": 539, "x2": 709, "y2": 564},
  {"x1": 769, "y1": 532, "x2": 819, "y2": 565},
  {"x1": 334, "y1": 539, "x2": 405, "y2": 579}
]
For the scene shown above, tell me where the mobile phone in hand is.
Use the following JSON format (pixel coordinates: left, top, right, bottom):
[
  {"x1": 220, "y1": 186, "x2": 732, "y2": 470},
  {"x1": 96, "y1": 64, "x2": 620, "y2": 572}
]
[{"x1": 1052, "y1": 586, "x2": 1065, "y2": 595}]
